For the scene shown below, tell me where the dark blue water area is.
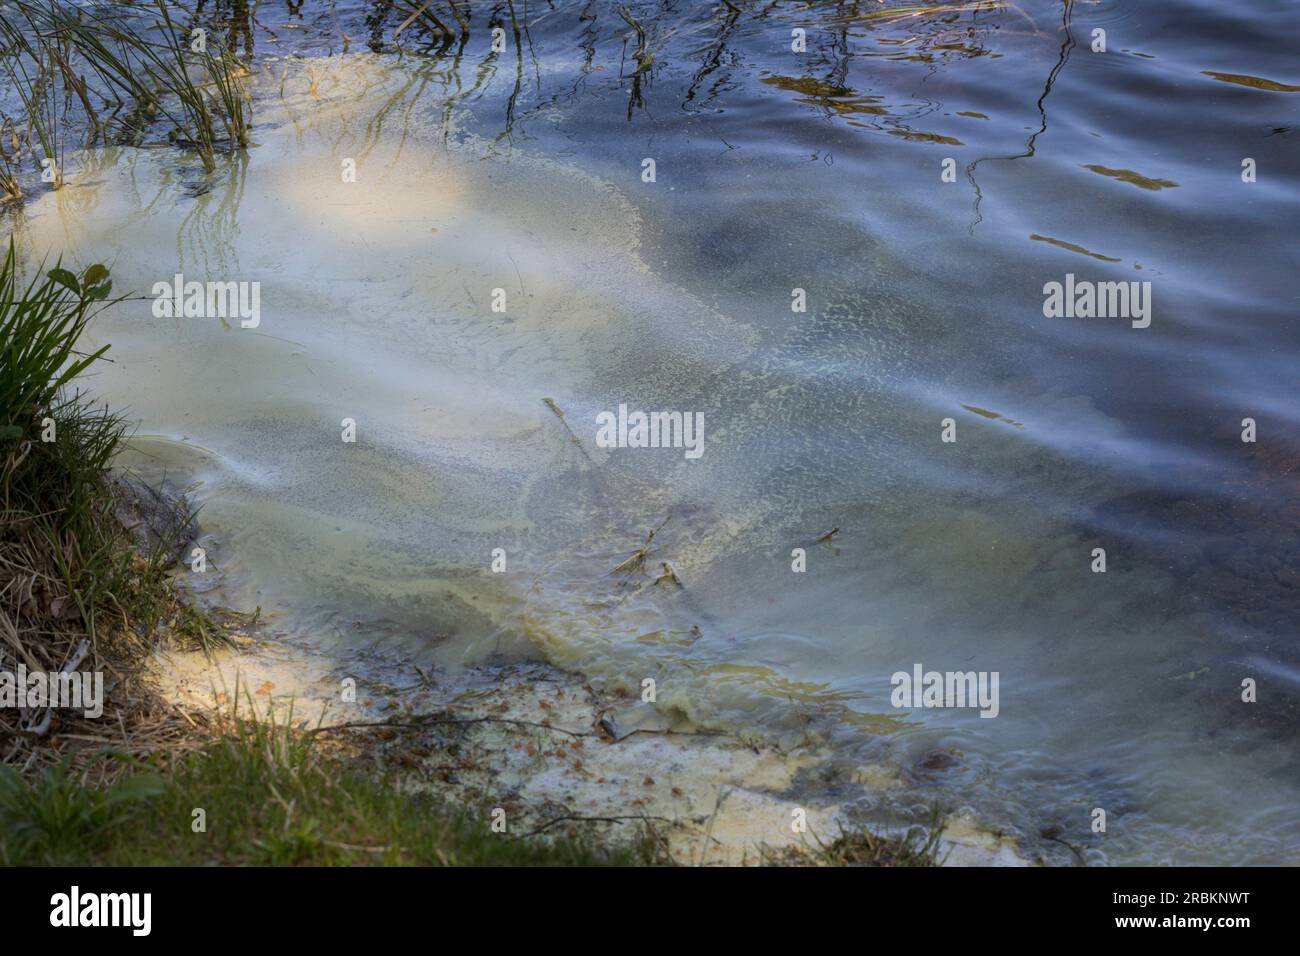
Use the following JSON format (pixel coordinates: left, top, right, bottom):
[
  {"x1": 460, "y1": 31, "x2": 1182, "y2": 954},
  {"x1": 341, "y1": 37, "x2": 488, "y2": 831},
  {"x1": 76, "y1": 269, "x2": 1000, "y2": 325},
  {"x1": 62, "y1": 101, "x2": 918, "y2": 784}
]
[{"x1": 426, "y1": 0, "x2": 1300, "y2": 662}]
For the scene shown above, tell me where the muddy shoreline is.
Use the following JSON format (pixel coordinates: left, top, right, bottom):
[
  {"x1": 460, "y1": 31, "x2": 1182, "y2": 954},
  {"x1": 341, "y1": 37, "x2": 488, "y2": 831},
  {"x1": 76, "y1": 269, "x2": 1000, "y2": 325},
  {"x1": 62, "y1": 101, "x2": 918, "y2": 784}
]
[{"x1": 151, "y1": 586, "x2": 1033, "y2": 866}]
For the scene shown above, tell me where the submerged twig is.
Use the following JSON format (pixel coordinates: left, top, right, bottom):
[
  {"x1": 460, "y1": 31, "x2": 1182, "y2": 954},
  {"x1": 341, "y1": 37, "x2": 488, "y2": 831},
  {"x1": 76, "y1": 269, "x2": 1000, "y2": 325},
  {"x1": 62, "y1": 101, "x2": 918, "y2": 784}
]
[
  {"x1": 541, "y1": 397, "x2": 593, "y2": 462},
  {"x1": 515, "y1": 813, "x2": 671, "y2": 839},
  {"x1": 307, "y1": 712, "x2": 590, "y2": 739},
  {"x1": 653, "y1": 561, "x2": 682, "y2": 588},
  {"x1": 610, "y1": 515, "x2": 672, "y2": 576}
]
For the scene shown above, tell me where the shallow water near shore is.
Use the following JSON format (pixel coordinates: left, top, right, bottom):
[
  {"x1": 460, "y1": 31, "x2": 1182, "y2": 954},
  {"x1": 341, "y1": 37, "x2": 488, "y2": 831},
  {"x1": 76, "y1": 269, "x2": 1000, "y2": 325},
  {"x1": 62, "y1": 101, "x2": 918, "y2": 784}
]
[{"x1": 10, "y1": 0, "x2": 1300, "y2": 863}]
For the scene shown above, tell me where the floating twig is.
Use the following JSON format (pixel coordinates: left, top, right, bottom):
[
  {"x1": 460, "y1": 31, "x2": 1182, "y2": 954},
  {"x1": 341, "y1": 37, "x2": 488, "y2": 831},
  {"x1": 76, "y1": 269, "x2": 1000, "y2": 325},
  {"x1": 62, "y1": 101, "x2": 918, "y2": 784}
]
[
  {"x1": 653, "y1": 561, "x2": 682, "y2": 588},
  {"x1": 611, "y1": 515, "x2": 672, "y2": 575},
  {"x1": 514, "y1": 813, "x2": 671, "y2": 840},
  {"x1": 542, "y1": 397, "x2": 593, "y2": 461},
  {"x1": 307, "y1": 712, "x2": 589, "y2": 739}
]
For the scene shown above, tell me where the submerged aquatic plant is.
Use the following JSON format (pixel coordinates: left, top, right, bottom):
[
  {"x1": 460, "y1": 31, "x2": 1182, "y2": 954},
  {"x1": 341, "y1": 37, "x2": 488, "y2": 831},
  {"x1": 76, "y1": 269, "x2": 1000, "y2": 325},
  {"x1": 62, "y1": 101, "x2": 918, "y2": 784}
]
[
  {"x1": 0, "y1": 117, "x2": 22, "y2": 201},
  {"x1": 0, "y1": 0, "x2": 253, "y2": 187},
  {"x1": 147, "y1": 0, "x2": 250, "y2": 168},
  {"x1": 0, "y1": 7, "x2": 65, "y2": 188},
  {"x1": 611, "y1": 515, "x2": 672, "y2": 576}
]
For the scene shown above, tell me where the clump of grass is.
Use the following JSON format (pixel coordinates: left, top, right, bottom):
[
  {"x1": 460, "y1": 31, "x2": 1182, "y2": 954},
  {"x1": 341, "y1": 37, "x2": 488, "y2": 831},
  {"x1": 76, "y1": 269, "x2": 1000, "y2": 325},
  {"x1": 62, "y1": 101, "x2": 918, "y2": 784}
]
[
  {"x1": 0, "y1": 0, "x2": 253, "y2": 190},
  {"x1": 0, "y1": 754, "x2": 164, "y2": 862},
  {"x1": 0, "y1": 700, "x2": 647, "y2": 865},
  {"x1": 0, "y1": 117, "x2": 21, "y2": 201},
  {"x1": 0, "y1": 242, "x2": 111, "y2": 428},
  {"x1": 1, "y1": 243, "x2": 120, "y2": 742},
  {"x1": 0, "y1": 241, "x2": 228, "y2": 769},
  {"x1": 0, "y1": 5, "x2": 65, "y2": 189},
  {"x1": 201, "y1": 43, "x2": 251, "y2": 151},
  {"x1": 147, "y1": 0, "x2": 250, "y2": 169}
]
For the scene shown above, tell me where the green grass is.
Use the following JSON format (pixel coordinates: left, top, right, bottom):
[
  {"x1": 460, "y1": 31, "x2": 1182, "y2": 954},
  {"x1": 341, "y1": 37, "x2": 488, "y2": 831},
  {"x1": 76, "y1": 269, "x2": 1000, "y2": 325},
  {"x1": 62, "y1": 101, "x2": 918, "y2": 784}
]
[
  {"x1": 0, "y1": 241, "x2": 112, "y2": 434},
  {"x1": 1, "y1": 242, "x2": 234, "y2": 756},
  {"x1": 0, "y1": 243, "x2": 128, "y2": 652},
  {"x1": 0, "y1": 706, "x2": 648, "y2": 866},
  {"x1": 145, "y1": 0, "x2": 250, "y2": 170},
  {"x1": 1, "y1": 241, "x2": 173, "y2": 633},
  {"x1": 0, "y1": 116, "x2": 21, "y2": 201},
  {"x1": 0, "y1": 7, "x2": 65, "y2": 189}
]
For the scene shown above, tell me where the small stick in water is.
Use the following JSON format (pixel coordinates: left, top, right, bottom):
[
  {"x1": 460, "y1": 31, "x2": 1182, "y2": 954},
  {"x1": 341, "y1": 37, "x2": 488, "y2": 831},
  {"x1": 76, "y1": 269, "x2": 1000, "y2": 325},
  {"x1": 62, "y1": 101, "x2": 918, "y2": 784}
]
[
  {"x1": 611, "y1": 515, "x2": 672, "y2": 575},
  {"x1": 654, "y1": 561, "x2": 682, "y2": 588},
  {"x1": 542, "y1": 397, "x2": 592, "y2": 461}
]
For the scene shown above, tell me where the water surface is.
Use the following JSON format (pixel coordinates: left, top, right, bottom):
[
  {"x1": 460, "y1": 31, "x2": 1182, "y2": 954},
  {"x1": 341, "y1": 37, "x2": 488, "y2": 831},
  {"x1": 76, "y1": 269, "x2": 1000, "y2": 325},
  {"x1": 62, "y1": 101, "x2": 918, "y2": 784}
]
[{"x1": 11, "y1": 0, "x2": 1300, "y2": 864}]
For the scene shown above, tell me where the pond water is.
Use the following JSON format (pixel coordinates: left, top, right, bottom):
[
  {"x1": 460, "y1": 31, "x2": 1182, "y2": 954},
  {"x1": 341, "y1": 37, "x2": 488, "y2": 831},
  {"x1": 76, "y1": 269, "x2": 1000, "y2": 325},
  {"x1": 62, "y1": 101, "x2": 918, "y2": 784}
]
[{"x1": 10, "y1": 0, "x2": 1300, "y2": 863}]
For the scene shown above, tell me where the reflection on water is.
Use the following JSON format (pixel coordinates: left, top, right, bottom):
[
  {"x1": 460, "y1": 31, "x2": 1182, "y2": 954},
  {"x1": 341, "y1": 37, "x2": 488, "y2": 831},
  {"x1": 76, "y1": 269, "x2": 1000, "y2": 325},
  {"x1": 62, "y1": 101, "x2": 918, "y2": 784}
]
[{"x1": 7, "y1": 0, "x2": 1300, "y2": 864}]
